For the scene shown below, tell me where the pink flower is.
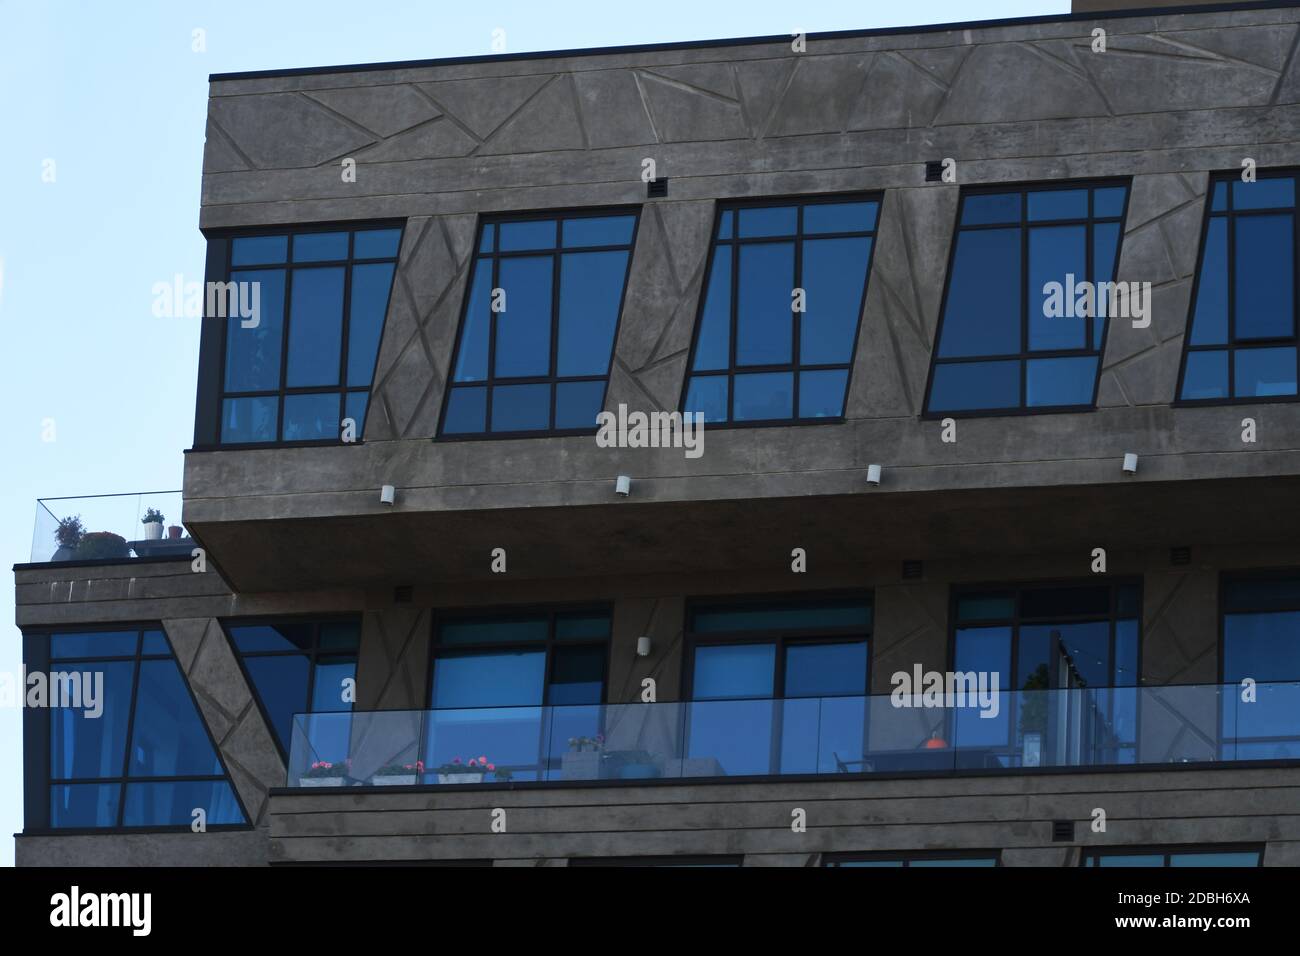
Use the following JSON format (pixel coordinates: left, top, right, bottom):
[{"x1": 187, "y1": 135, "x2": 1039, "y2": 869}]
[
  {"x1": 468, "y1": 758, "x2": 479, "y2": 767},
  {"x1": 451, "y1": 756, "x2": 462, "y2": 765},
  {"x1": 478, "y1": 755, "x2": 488, "y2": 764},
  {"x1": 487, "y1": 763, "x2": 496, "y2": 771},
  {"x1": 416, "y1": 761, "x2": 425, "y2": 772}
]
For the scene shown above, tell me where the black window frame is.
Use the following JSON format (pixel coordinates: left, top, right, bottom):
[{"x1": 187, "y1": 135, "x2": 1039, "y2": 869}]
[
  {"x1": 823, "y1": 850, "x2": 1002, "y2": 867},
  {"x1": 1174, "y1": 167, "x2": 1300, "y2": 407},
  {"x1": 196, "y1": 219, "x2": 405, "y2": 450},
  {"x1": 922, "y1": 177, "x2": 1132, "y2": 420},
  {"x1": 679, "y1": 192, "x2": 883, "y2": 429},
  {"x1": 436, "y1": 206, "x2": 642, "y2": 441},
  {"x1": 23, "y1": 623, "x2": 251, "y2": 834},
  {"x1": 1080, "y1": 844, "x2": 1264, "y2": 867}
]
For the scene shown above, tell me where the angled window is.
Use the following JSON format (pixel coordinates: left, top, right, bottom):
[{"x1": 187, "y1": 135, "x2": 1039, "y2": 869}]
[
  {"x1": 34, "y1": 626, "x2": 246, "y2": 829},
  {"x1": 925, "y1": 181, "x2": 1129, "y2": 415},
  {"x1": 439, "y1": 211, "x2": 639, "y2": 437},
  {"x1": 1082, "y1": 846, "x2": 1262, "y2": 867},
  {"x1": 1177, "y1": 172, "x2": 1299, "y2": 402},
  {"x1": 682, "y1": 196, "x2": 879, "y2": 424},
  {"x1": 224, "y1": 618, "x2": 360, "y2": 757},
  {"x1": 1220, "y1": 574, "x2": 1300, "y2": 759},
  {"x1": 216, "y1": 223, "x2": 402, "y2": 445}
]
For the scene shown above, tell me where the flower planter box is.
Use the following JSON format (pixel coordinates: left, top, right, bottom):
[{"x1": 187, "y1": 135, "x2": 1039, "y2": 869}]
[
  {"x1": 299, "y1": 777, "x2": 346, "y2": 788},
  {"x1": 561, "y1": 751, "x2": 604, "y2": 781},
  {"x1": 371, "y1": 774, "x2": 418, "y2": 786},
  {"x1": 436, "y1": 772, "x2": 484, "y2": 785}
]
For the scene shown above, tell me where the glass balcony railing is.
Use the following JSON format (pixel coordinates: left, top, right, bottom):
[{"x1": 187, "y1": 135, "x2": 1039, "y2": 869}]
[
  {"x1": 285, "y1": 682, "x2": 1300, "y2": 788},
  {"x1": 32, "y1": 491, "x2": 191, "y2": 563}
]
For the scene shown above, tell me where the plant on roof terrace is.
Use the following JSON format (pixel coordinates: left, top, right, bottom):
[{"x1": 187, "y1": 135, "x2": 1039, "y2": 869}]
[{"x1": 54, "y1": 515, "x2": 84, "y2": 550}]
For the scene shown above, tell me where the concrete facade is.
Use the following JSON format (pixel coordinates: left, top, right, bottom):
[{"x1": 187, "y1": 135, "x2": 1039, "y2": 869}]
[{"x1": 16, "y1": 1, "x2": 1300, "y2": 865}]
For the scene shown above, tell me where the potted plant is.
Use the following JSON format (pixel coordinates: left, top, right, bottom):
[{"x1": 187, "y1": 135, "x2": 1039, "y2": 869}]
[
  {"x1": 436, "y1": 756, "x2": 495, "y2": 784},
  {"x1": 75, "y1": 531, "x2": 129, "y2": 560},
  {"x1": 1018, "y1": 664, "x2": 1050, "y2": 768},
  {"x1": 371, "y1": 761, "x2": 423, "y2": 786},
  {"x1": 299, "y1": 760, "x2": 350, "y2": 787},
  {"x1": 167, "y1": 524, "x2": 184, "y2": 540},
  {"x1": 141, "y1": 508, "x2": 165, "y2": 541},
  {"x1": 53, "y1": 515, "x2": 84, "y2": 561}
]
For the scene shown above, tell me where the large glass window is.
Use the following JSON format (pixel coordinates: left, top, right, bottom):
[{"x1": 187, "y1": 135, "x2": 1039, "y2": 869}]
[
  {"x1": 1178, "y1": 172, "x2": 1299, "y2": 402},
  {"x1": 224, "y1": 618, "x2": 360, "y2": 757},
  {"x1": 1082, "y1": 846, "x2": 1262, "y2": 867},
  {"x1": 42, "y1": 626, "x2": 246, "y2": 829},
  {"x1": 218, "y1": 224, "x2": 401, "y2": 445},
  {"x1": 686, "y1": 596, "x2": 872, "y2": 776},
  {"x1": 950, "y1": 582, "x2": 1140, "y2": 769},
  {"x1": 439, "y1": 212, "x2": 638, "y2": 437},
  {"x1": 824, "y1": 852, "x2": 999, "y2": 867},
  {"x1": 1221, "y1": 574, "x2": 1300, "y2": 758},
  {"x1": 925, "y1": 181, "x2": 1129, "y2": 414},
  {"x1": 682, "y1": 196, "x2": 879, "y2": 425}
]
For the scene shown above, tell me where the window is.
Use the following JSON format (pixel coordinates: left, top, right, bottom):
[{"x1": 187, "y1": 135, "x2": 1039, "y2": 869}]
[
  {"x1": 569, "y1": 856, "x2": 744, "y2": 867},
  {"x1": 1178, "y1": 172, "x2": 1299, "y2": 402},
  {"x1": 1082, "y1": 846, "x2": 1262, "y2": 867},
  {"x1": 224, "y1": 618, "x2": 360, "y2": 757},
  {"x1": 1221, "y1": 574, "x2": 1300, "y2": 758},
  {"x1": 439, "y1": 211, "x2": 638, "y2": 437},
  {"x1": 685, "y1": 596, "x2": 872, "y2": 775},
  {"x1": 925, "y1": 181, "x2": 1129, "y2": 415},
  {"x1": 37, "y1": 626, "x2": 246, "y2": 829},
  {"x1": 424, "y1": 609, "x2": 611, "y2": 781},
  {"x1": 950, "y1": 582, "x2": 1140, "y2": 769},
  {"x1": 217, "y1": 224, "x2": 401, "y2": 445},
  {"x1": 682, "y1": 196, "x2": 880, "y2": 424},
  {"x1": 824, "y1": 851, "x2": 1000, "y2": 867}
]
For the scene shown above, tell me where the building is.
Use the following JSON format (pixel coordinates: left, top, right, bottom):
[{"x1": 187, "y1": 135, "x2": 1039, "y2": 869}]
[{"x1": 14, "y1": 0, "x2": 1300, "y2": 867}]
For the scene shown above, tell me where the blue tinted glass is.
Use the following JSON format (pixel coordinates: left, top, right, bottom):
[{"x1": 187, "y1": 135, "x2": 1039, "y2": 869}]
[
  {"x1": 1026, "y1": 356, "x2": 1097, "y2": 406},
  {"x1": 733, "y1": 371, "x2": 793, "y2": 421},
  {"x1": 123, "y1": 780, "x2": 244, "y2": 827},
  {"x1": 319, "y1": 621, "x2": 360, "y2": 651},
  {"x1": 911, "y1": 858, "x2": 998, "y2": 868},
  {"x1": 221, "y1": 396, "x2": 278, "y2": 443},
  {"x1": 1234, "y1": 177, "x2": 1295, "y2": 211},
  {"x1": 1190, "y1": 218, "x2": 1228, "y2": 345},
  {"x1": 693, "y1": 644, "x2": 776, "y2": 699},
  {"x1": 347, "y1": 262, "x2": 395, "y2": 386},
  {"x1": 1169, "y1": 851, "x2": 1259, "y2": 867},
  {"x1": 736, "y1": 243, "x2": 794, "y2": 365},
  {"x1": 1181, "y1": 350, "x2": 1229, "y2": 399},
  {"x1": 433, "y1": 651, "x2": 546, "y2": 707},
  {"x1": 231, "y1": 235, "x2": 287, "y2": 265},
  {"x1": 454, "y1": 267, "x2": 492, "y2": 382},
  {"x1": 801, "y1": 237, "x2": 871, "y2": 364},
  {"x1": 962, "y1": 193, "x2": 1020, "y2": 225},
  {"x1": 1093, "y1": 186, "x2": 1128, "y2": 218},
  {"x1": 785, "y1": 641, "x2": 868, "y2": 697},
  {"x1": 737, "y1": 206, "x2": 797, "y2": 237},
  {"x1": 956, "y1": 594, "x2": 1015, "y2": 620},
  {"x1": 282, "y1": 392, "x2": 340, "y2": 442},
  {"x1": 129, "y1": 660, "x2": 222, "y2": 776},
  {"x1": 1210, "y1": 181, "x2": 1227, "y2": 211},
  {"x1": 1093, "y1": 222, "x2": 1122, "y2": 344},
  {"x1": 286, "y1": 267, "x2": 345, "y2": 387},
  {"x1": 441, "y1": 617, "x2": 549, "y2": 645},
  {"x1": 558, "y1": 250, "x2": 627, "y2": 376},
  {"x1": 345, "y1": 391, "x2": 368, "y2": 435},
  {"x1": 798, "y1": 369, "x2": 849, "y2": 418},
  {"x1": 691, "y1": 602, "x2": 871, "y2": 632},
  {"x1": 312, "y1": 658, "x2": 356, "y2": 712},
  {"x1": 141, "y1": 631, "x2": 171, "y2": 655},
  {"x1": 51, "y1": 631, "x2": 138, "y2": 658},
  {"x1": 548, "y1": 645, "x2": 605, "y2": 704},
  {"x1": 1224, "y1": 610, "x2": 1300, "y2": 682},
  {"x1": 1234, "y1": 215, "x2": 1294, "y2": 340},
  {"x1": 684, "y1": 375, "x2": 728, "y2": 423},
  {"x1": 354, "y1": 228, "x2": 402, "y2": 259},
  {"x1": 1028, "y1": 225, "x2": 1087, "y2": 350},
  {"x1": 244, "y1": 655, "x2": 310, "y2": 752},
  {"x1": 1225, "y1": 576, "x2": 1300, "y2": 610},
  {"x1": 491, "y1": 383, "x2": 551, "y2": 431},
  {"x1": 803, "y1": 201, "x2": 877, "y2": 234},
  {"x1": 952, "y1": 625, "x2": 1011, "y2": 748},
  {"x1": 555, "y1": 380, "x2": 605, "y2": 429},
  {"x1": 937, "y1": 228, "x2": 1021, "y2": 357},
  {"x1": 50, "y1": 660, "x2": 134, "y2": 779},
  {"x1": 563, "y1": 216, "x2": 635, "y2": 247},
  {"x1": 229, "y1": 623, "x2": 310, "y2": 653},
  {"x1": 1097, "y1": 855, "x2": 1164, "y2": 867},
  {"x1": 693, "y1": 248, "x2": 732, "y2": 371},
  {"x1": 499, "y1": 220, "x2": 556, "y2": 251},
  {"x1": 1235, "y1": 346, "x2": 1297, "y2": 397},
  {"x1": 443, "y1": 386, "x2": 487, "y2": 433},
  {"x1": 717, "y1": 210, "x2": 733, "y2": 239},
  {"x1": 495, "y1": 256, "x2": 552, "y2": 377},
  {"x1": 928, "y1": 360, "x2": 1020, "y2": 412},
  {"x1": 51, "y1": 784, "x2": 121, "y2": 828},
  {"x1": 224, "y1": 269, "x2": 285, "y2": 392},
  {"x1": 292, "y1": 232, "x2": 348, "y2": 262},
  {"x1": 555, "y1": 613, "x2": 611, "y2": 640},
  {"x1": 1027, "y1": 189, "x2": 1087, "y2": 221},
  {"x1": 478, "y1": 224, "x2": 495, "y2": 253}
]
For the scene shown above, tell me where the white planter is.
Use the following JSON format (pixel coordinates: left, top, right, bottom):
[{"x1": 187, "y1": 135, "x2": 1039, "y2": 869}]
[
  {"x1": 299, "y1": 777, "x2": 346, "y2": 787},
  {"x1": 371, "y1": 774, "x2": 418, "y2": 786},
  {"x1": 437, "y1": 772, "x2": 484, "y2": 785},
  {"x1": 143, "y1": 521, "x2": 164, "y2": 540}
]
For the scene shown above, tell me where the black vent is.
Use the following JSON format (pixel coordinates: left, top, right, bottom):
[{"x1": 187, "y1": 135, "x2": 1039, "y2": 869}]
[
  {"x1": 925, "y1": 160, "x2": 945, "y2": 183},
  {"x1": 393, "y1": 585, "x2": 413, "y2": 604},
  {"x1": 902, "y1": 560, "x2": 924, "y2": 580},
  {"x1": 1170, "y1": 546, "x2": 1191, "y2": 566},
  {"x1": 647, "y1": 178, "x2": 668, "y2": 198},
  {"x1": 1052, "y1": 819, "x2": 1075, "y2": 842}
]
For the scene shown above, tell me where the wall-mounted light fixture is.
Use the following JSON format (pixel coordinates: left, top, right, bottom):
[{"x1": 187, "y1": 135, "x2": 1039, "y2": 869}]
[
  {"x1": 636, "y1": 636, "x2": 652, "y2": 657},
  {"x1": 866, "y1": 464, "x2": 883, "y2": 486},
  {"x1": 380, "y1": 484, "x2": 396, "y2": 505},
  {"x1": 615, "y1": 475, "x2": 632, "y2": 496},
  {"x1": 1122, "y1": 453, "x2": 1138, "y2": 475}
]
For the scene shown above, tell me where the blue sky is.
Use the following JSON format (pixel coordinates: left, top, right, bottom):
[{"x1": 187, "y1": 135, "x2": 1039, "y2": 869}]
[{"x1": 0, "y1": 0, "x2": 1063, "y2": 865}]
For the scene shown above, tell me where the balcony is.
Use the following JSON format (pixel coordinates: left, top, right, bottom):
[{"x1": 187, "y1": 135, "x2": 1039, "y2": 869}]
[
  {"x1": 286, "y1": 682, "x2": 1300, "y2": 788},
  {"x1": 30, "y1": 491, "x2": 193, "y2": 564}
]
